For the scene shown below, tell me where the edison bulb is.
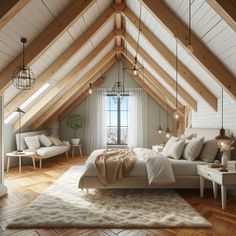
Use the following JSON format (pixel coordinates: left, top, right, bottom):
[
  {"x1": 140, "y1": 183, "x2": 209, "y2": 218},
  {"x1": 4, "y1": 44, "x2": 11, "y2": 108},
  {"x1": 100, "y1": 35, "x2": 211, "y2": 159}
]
[
  {"x1": 89, "y1": 88, "x2": 92, "y2": 94},
  {"x1": 166, "y1": 133, "x2": 171, "y2": 139},
  {"x1": 158, "y1": 129, "x2": 162, "y2": 134},
  {"x1": 133, "y1": 69, "x2": 138, "y2": 76},
  {"x1": 174, "y1": 111, "x2": 180, "y2": 120}
]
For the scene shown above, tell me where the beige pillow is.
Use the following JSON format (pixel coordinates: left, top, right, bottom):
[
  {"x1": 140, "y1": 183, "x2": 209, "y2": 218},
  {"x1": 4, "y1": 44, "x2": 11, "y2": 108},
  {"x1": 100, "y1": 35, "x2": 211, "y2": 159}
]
[
  {"x1": 161, "y1": 136, "x2": 180, "y2": 157},
  {"x1": 39, "y1": 134, "x2": 52, "y2": 147},
  {"x1": 49, "y1": 136, "x2": 63, "y2": 146},
  {"x1": 199, "y1": 139, "x2": 218, "y2": 163},
  {"x1": 24, "y1": 136, "x2": 40, "y2": 150},
  {"x1": 181, "y1": 133, "x2": 196, "y2": 140},
  {"x1": 183, "y1": 137, "x2": 204, "y2": 161},
  {"x1": 167, "y1": 139, "x2": 185, "y2": 160}
]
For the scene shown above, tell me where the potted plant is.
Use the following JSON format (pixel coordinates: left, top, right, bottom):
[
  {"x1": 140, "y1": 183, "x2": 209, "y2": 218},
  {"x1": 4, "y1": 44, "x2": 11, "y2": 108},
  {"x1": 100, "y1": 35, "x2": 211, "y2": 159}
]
[{"x1": 66, "y1": 113, "x2": 82, "y2": 145}]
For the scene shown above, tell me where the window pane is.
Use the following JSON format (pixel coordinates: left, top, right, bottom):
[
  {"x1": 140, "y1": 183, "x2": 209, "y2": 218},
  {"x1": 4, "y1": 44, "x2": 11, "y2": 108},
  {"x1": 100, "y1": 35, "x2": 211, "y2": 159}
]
[
  {"x1": 120, "y1": 96, "x2": 128, "y2": 110},
  {"x1": 107, "y1": 127, "x2": 117, "y2": 144},
  {"x1": 120, "y1": 111, "x2": 128, "y2": 126},
  {"x1": 106, "y1": 96, "x2": 110, "y2": 110},
  {"x1": 120, "y1": 127, "x2": 128, "y2": 144},
  {"x1": 110, "y1": 97, "x2": 117, "y2": 110},
  {"x1": 110, "y1": 111, "x2": 117, "y2": 126},
  {"x1": 106, "y1": 111, "x2": 110, "y2": 126}
]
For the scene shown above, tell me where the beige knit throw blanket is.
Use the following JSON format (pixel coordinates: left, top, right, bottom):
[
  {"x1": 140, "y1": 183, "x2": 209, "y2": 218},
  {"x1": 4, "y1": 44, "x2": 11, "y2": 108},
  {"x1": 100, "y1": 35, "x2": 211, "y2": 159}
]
[{"x1": 95, "y1": 149, "x2": 137, "y2": 185}]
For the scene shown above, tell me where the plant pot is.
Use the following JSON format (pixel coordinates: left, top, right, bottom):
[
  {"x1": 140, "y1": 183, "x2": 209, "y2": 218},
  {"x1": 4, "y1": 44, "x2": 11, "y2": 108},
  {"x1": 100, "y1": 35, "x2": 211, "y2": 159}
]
[{"x1": 71, "y1": 138, "x2": 80, "y2": 145}]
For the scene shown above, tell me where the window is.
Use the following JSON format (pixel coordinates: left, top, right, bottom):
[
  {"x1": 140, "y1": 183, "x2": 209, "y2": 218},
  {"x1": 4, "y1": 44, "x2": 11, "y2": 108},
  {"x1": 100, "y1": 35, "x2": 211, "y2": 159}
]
[{"x1": 106, "y1": 95, "x2": 129, "y2": 145}]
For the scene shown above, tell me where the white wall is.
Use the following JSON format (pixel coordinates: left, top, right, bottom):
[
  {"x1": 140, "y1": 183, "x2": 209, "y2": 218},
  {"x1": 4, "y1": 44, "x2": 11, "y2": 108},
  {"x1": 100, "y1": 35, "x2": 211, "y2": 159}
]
[
  {"x1": 60, "y1": 62, "x2": 174, "y2": 154},
  {"x1": 192, "y1": 92, "x2": 236, "y2": 158}
]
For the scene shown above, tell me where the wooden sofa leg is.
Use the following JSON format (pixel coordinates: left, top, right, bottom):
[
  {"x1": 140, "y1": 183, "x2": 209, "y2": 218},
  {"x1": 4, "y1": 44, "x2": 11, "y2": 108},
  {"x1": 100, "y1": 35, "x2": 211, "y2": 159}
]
[{"x1": 40, "y1": 160, "x2": 42, "y2": 169}]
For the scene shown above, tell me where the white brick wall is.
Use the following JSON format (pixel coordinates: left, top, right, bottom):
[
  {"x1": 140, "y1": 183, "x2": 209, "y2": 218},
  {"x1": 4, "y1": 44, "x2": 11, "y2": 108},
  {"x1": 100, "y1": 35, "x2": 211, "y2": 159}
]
[{"x1": 192, "y1": 92, "x2": 236, "y2": 158}]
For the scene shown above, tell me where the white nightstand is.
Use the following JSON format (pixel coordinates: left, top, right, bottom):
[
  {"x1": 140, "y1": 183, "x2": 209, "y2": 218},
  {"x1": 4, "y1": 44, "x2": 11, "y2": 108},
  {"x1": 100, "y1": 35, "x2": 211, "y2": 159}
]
[
  {"x1": 197, "y1": 165, "x2": 236, "y2": 210},
  {"x1": 152, "y1": 145, "x2": 164, "y2": 153}
]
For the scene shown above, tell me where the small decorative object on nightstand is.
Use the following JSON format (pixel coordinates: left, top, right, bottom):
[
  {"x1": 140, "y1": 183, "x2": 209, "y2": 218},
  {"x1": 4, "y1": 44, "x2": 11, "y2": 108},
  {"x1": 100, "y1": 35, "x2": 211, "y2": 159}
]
[
  {"x1": 152, "y1": 145, "x2": 164, "y2": 153},
  {"x1": 197, "y1": 165, "x2": 236, "y2": 210},
  {"x1": 6, "y1": 151, "x2": 36, "y2": 174}
]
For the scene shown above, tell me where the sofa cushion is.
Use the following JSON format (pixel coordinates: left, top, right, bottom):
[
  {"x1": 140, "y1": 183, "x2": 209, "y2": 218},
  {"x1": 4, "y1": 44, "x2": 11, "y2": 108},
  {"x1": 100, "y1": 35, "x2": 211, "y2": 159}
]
[
  {"x1": 49, "y1": 136, "x2": 63, "y2": 146},
  {"x1": 39, "y1": 134, "x2": 52, "y2": 147},
  {"x1": 24, "y1": 136, "x2": 40, "y2": 150},
  {"x1": 36, "y1": 145, "x2": 69, "y2": 157}
]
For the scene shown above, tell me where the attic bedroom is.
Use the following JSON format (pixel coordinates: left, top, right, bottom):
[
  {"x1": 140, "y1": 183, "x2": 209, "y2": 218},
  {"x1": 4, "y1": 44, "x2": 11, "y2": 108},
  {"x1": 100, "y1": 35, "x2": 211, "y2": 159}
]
[{"x1": 0, "y1": 0, "x2": 236, "y2": 235}]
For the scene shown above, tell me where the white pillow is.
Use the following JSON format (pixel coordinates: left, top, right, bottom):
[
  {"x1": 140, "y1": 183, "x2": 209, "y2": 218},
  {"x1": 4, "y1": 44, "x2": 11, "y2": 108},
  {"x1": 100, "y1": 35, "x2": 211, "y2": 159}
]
[
  {"x1": 181, "y1": 133, "x2": 196, "y2": 140},
  {"x1": 49, "y1": 136, "x2": 63, "y2": 146},
  {"x1": 167, "y1": 139, "x2": 185, "y2": 160},
  {"x1": 161, "y1": 136, "x2": 180, "y2": 157},
  {"x1": 24, "y1": 136, "x2": 40, "y2": 150},
  {"x1": 199, "y1": 139, "x2": 218, "y2": 163},
  {"x1": 183, "y1": 137, "x2": 204, "y2": 161},
  {"x1": 38, "y1": 134, "x2": 52, "y2": 147}
]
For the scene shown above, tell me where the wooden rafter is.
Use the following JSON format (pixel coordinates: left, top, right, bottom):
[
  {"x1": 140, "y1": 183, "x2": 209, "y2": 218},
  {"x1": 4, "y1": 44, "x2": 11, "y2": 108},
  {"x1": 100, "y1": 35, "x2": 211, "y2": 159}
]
[
  {"x1": 114, "y1": 0, "x2": 124, "y2": 48},
  {"x1": 122, "y1": 49, "x2": 184, "y2": 113},
  {"x1": 4, "y1": 11, "x2": 116, "y2": 118},
  {"x1": 142, "y1": 0, "x2": 236, "y2": 100},
  {"x1": 0, "y1": 0, "x2": 96, "y2": 93},
  {"x1": 122, "y1": 7, "x2": 217, "y2": 111},
  {"x1": 206, "y1": 0, "x2": 236, "y2": 32},
  {"x1": 121, "y1": 56, "x2": 175, "y2": 116},
  {"x1": 0, "y1": 0, "x2": 30, "y2": 29},
  {"x1": 12, "y1": 44, "x2": 117, "y2": 132},
  {"x1": 31, "y1": 57, "x2": 117, "y2": 129},
  {"x1": 123, "y1": 32, "x2": 197, "y2": 111}
]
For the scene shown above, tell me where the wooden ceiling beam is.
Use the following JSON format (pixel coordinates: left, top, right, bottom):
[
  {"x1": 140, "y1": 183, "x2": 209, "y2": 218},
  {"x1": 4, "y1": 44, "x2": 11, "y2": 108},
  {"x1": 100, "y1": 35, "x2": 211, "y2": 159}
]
[
  {"x1": 12, "y1": 44, "x2": 117, "y2": 132},
  {"x1": 0, "y1": 0, "x2": 96, "y2": 93},
  {"x1": 4, "y1": 5, "x2": 115, "y2": 118},
  {"x1": 114, "y1": 0, "x2": 124, "y2": 49},
  {"x1": 122, "y1": 7, "x2": 217, "y2": 111},
  {"x1": 57, "y1": 58, "x2": 117, "y2": 122},
  {"x1": 206, "y1": 0, "x2": 236, "y2": 32},
  {"x1": 0, "y1": 0, "x2": 30, "y2": 29},
  {"x1": 122, "y1": 49, "x2": 184, "y2": 112},
  {"x1": 123, "y1": 32, "x2": 197, "y2": 111},
  {"x1": 121, "y1": 56, "x2": 175, "y2": 116},
  {"x1": 142, "y1": 0, "x2": 236, "y2": 100}
]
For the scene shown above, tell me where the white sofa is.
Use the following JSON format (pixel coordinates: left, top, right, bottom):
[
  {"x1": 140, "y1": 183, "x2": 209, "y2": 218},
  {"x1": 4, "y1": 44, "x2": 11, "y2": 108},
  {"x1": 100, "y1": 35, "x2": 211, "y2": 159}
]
[{"x1": 16, "y1": 130, "x2": 70, "y2": 168}]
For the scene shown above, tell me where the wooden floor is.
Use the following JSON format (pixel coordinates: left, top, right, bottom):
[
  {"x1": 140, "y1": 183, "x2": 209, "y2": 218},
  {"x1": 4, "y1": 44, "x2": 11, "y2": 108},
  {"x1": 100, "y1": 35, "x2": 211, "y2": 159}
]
[{"x1": 1, "y1": 155, "x2": 236, "y2": 236}]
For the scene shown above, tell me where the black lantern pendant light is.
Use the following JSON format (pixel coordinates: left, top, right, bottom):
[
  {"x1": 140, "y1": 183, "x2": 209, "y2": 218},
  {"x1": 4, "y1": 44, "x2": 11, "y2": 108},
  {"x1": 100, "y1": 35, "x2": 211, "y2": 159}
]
[
  {"x1": 12, "y1": 38, "x2": 35, "y2": 90},
  {"x1": 173, "y1": 39, "x2": 180, "y2": 120},
  {"x1": 111, "y1": 59, "x2": 124, "y2": 103},
  {"x1": 215, "y1": 88, "x2": 231, "y2": 142}
]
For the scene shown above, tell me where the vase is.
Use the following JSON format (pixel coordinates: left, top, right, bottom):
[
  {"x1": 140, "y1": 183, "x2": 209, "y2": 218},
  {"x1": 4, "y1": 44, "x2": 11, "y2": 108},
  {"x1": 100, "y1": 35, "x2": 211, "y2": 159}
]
[
  {"x1": 221, "y1": 151, "x2": 229, "y2": 168},
  {"x1": 71, "y1": 138, "x2": 80, "y2": 145}
]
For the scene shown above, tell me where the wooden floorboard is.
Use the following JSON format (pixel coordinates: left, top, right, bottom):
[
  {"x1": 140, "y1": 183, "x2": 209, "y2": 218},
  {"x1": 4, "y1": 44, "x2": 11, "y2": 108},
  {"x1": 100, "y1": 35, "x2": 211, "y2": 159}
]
[{"x1": 1, "y1": 155, "x2": 236, "y2": 236}]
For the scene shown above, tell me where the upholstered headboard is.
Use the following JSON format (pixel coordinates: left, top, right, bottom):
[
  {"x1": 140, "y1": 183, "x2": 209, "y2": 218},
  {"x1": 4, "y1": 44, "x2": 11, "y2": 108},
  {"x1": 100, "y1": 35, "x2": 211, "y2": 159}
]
[{"x1": 16, "y1": 130, "x2": 47, "y2": 150}]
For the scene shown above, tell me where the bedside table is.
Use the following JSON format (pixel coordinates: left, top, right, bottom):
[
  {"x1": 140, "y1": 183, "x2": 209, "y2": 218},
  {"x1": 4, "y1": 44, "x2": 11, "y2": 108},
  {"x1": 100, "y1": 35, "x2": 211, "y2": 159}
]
[
  {"x1": 197, "y1": 165, "x2": 236, "y2": 210},
  {"x1": 152, "y1": 145, "x2": 164, "y2": 153}
]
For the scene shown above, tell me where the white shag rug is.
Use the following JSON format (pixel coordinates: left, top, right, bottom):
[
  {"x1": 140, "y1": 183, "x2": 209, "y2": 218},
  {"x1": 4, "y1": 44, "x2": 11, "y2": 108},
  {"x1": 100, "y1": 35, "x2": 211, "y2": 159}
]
[{"x1": 8, "y1": 166, "x2": 211, "y2": 228}]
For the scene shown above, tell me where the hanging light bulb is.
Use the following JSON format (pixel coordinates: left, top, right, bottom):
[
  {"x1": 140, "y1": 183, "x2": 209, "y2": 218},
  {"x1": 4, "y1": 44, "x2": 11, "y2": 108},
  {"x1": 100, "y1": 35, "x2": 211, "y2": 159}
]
[
  {"x1": 165, "y1": 103, "x2": 172, "y2": 139},
  {"x1": 157, "y1": 104, "x2": 163, "y2": 134},
  {"x1": 174, "y1": 111, "x2": 180, "y2": 120},
  {"x1": 88, "y1": 83, "x2": 93, "y2": 94}
]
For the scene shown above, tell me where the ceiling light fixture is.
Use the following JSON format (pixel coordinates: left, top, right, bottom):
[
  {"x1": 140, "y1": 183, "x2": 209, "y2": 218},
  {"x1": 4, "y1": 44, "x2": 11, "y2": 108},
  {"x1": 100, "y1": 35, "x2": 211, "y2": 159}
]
[
  {"x1": 174, "y1": 39, "x2": 180, "y2": 121},
  {"x1": 88, "y1": 83, "x2": 93, "y2": 95},
  {"x1": 165, "y1": 103, "x2": 172, "y2": 139},
  {"x1": 12, "y1": 38, "x2": 35, "y2": 90},
  {"x1": 157, "y1": 104, "x2": 163, "y2": 134}
]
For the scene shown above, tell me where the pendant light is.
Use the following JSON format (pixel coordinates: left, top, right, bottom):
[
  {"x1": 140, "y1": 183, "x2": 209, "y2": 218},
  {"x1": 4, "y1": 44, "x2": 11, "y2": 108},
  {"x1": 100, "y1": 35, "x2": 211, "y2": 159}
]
[
  {"x1": 165, "y1": 103, "x2": 172, "y2": 139},
  {"x1": 173, "y1": 39, "x2": 180, "y2": 121},
  {"x1": 12, "y1": 38, "x2": 35, "y2": 90},
  {"x1": 215, "y1": 88, "x2": 231, "y2": 146},
  {"x1": 123, "y1": 2, "x2": 143, "y2": 76},
  {"x1": 187, "y1": 0, "x2": 193, "y2": 52},
  {"x1": 157, "y1": 104, "x2": 163, "y2": 134},
  {"x1": 88, "y1": 83, "x2": 93, "y2": 94},
  {"x1": 111, "y1": 59, "x2": 124, "y2": 103}
]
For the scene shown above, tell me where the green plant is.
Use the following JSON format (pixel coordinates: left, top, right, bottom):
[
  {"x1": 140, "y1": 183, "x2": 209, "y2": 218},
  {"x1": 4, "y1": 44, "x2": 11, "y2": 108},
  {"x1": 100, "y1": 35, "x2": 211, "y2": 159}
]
[{"x1": 66, "y1": 113, "x2": 82, "y2": 138}]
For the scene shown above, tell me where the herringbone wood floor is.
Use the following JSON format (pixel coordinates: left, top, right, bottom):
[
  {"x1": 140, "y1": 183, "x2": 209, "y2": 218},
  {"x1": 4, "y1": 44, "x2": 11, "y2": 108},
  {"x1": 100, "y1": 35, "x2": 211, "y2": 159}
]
[{"x1": 1, "y1": 155, "x2": 236, "y2": 236}]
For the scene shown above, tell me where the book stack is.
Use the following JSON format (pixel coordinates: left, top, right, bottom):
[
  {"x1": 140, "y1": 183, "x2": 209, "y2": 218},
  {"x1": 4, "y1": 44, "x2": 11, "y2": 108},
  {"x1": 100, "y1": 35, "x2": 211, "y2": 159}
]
[{"x1": 227, "y1": 161, "x2": 236, "y2": 171}]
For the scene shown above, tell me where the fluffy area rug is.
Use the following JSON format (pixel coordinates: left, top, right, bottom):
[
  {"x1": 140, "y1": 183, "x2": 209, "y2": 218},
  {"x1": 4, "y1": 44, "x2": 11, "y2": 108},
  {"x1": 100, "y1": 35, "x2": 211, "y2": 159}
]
[{"x1": 8, "y1": 166, "x2": 211, "y2": 228}]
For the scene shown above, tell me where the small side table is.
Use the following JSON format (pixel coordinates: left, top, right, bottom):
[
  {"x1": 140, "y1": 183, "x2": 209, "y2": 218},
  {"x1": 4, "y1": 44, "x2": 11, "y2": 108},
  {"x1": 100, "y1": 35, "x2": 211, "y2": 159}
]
[
  {"x1": 152, "y1": 145, "x2": 164, "y2": 153},
  {"x1": 197, "y1": 165, "x2": 236, "y2": 210},
  {"x1": 71, "y1": 145, "x2": 82, "y2": 158},
  {"x1": 6, "y1": 151, "x2": 36, "y2": 174}
]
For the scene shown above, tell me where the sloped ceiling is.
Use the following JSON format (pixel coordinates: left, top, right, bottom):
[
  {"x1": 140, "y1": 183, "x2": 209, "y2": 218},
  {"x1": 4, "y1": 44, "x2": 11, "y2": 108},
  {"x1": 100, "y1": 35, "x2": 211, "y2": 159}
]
[{"x1": 0, "y1": 0, "x2": 235, "y2": 131}]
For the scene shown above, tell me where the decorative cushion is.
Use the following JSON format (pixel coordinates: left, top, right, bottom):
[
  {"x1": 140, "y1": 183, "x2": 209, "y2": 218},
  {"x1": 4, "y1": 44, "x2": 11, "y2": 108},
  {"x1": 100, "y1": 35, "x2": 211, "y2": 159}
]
[
  {"x1": 161, "y1": 136, "x2": 180, "y2": 157},
  {"x1": 199, "y1": 139, "x2": 218, "y2": 163},
  {"x1": 167, "y1": 139, "x2": 186, "y2": 160},
  {"x1": 38, "y1": 134, "x2": 52, "y2": 147},
  {"x1": 183, "y1": 137, "x2": 205, "y2": 161},
  {"x1": 24, "y1": 136, "x2": 40, "y2": 150},
  {"x1": 49, "y1": 136, "x2": 63, "y2": 146}
]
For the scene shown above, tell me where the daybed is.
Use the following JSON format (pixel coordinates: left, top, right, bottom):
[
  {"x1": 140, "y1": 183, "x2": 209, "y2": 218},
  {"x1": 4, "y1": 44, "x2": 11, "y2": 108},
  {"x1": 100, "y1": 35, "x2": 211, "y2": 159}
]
[
  {"x1": 16, "y1": 130, "x2": 70, "y2": 168},
  {"x1": 79, "y1": 128, "x2": 231, "y2": 190}
]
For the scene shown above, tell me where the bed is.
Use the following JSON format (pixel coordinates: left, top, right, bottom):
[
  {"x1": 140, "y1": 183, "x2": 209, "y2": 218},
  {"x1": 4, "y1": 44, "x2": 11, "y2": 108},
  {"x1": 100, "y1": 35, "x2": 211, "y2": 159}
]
[{"x1": 78, "y1": 128, "x2": 231, "y2": 190}]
